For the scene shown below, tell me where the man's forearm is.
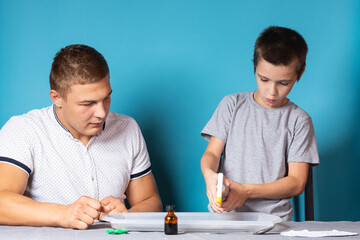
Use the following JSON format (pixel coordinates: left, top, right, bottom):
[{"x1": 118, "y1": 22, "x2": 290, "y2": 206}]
[
  {"x1": 128, "y1": 195, "x2": 163, "y2": 212},
  {"x1": 0, "y1": 191, "x2": 63, "y2": 226}
]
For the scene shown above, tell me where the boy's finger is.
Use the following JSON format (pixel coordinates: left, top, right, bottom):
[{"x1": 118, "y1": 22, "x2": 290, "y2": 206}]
[{"x1": 223, "y1": 178, "x2": 231, "y2": 187}]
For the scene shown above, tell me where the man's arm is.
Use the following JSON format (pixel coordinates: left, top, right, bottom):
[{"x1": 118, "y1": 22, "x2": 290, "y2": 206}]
[
  {"x1": 125, "y1": 172, "x2": 162, "y2": 212},
  {"x1": 0, "y1": 163, "x2": 109, "y2": 229},
  {"x1": 221, "y1": 162, "x2": 309, "y2": 212}
]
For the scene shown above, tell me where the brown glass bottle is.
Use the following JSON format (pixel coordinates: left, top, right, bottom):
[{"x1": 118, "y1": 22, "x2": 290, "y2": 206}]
[{"x1": 164, "y1": 205, "x2": 178, "y2": 235}]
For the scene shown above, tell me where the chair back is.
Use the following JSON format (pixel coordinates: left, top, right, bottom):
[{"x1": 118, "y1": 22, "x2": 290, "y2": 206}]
[{"x1": 305, "y1": 166, "x2": 314, "y2": 221}]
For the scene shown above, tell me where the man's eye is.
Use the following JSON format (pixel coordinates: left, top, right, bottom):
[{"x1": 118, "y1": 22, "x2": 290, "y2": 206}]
[
  {"x1": 80, "y1": 103, "x2": 93, "y2": 106},
  {"x1": 280, "y1": 82, "x2": 289, "y2": 86},
  {"x1": 261, "y1": 78, "x2": 268, "y2": 82}
]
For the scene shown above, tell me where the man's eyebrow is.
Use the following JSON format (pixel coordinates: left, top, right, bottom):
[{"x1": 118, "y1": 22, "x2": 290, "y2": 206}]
[{"x1": 78, "y1": 90, "x2": 113, "y2": 103}]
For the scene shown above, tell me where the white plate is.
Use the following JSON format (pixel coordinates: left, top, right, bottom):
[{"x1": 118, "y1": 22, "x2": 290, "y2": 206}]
[{"x1": 102, "y1": 212, "x2": 282, "y2": 233}]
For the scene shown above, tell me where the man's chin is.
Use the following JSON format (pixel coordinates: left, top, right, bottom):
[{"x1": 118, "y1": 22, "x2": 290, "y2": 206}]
[{"x1": 85, "y1": 128, "x2": 103, "y2": 136}]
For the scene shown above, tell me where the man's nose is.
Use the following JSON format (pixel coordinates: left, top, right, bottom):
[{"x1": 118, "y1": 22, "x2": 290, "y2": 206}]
[{"x1": 94, "y1": 102, "x2": 106, "y2": 119}]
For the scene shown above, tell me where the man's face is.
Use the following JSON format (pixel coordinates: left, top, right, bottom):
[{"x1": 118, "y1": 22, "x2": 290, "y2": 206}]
[
  {"x1": 254, "y1": 59, "x2": 298, "y2": 109},
  {"x1": 57, "y1": 76, "x2": 112, "y2": 142}
]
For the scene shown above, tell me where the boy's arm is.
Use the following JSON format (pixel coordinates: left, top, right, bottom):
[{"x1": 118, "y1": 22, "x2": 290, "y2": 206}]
[
  {"x1": 124, "y1": 172, "x2": 163, "y2": 212},
  {"x1": 221, "y1": 162, "x2": 309, "y2": 212},
  {"x1": 0, "y1": 163, "x2": 109, "y2": 229},
  {"x1": 200, "y1": 136, "x2": 226, "y2": 213}
]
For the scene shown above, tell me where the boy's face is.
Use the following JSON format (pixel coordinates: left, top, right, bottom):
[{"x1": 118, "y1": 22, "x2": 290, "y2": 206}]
[
  {"x1": 254, "y1": 59, "x2": 298, "y2": 109},
  {"x1": 56, "y1": 76, "x2": 112, "y2": 143}
]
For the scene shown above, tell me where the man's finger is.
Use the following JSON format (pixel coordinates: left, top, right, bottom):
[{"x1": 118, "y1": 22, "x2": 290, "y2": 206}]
[
  {"x1": 101, "y1": 205, "x2": 111, "y2": 213},
  {"x1": 100, "y1": 196, "x2": 113, "y2": 206},
  {"x1": 85, "y1": 198, "x2": 102, "y2": 211}
]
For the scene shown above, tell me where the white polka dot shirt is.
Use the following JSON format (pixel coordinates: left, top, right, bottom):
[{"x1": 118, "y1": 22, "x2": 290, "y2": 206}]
[{"x1": 0, "y1": 105, "x2": 151, "y2": 205}]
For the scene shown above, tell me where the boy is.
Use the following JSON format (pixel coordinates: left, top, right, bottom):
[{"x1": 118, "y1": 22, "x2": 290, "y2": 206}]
[
  {"x1": 0, "y1": 44, "x2": 162, "y2": 229},
  {"x1": 200, "y1": 26, "x2": 319, "y2": 221}
]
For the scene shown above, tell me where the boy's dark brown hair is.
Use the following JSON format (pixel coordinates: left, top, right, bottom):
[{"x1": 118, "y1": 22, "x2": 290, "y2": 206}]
[
  {"x1": 253, "y1": 26, "x2": 308, "y2": 80},
  {"x1": 50, "y1": 44, "x2": 109, "y2": 98}
]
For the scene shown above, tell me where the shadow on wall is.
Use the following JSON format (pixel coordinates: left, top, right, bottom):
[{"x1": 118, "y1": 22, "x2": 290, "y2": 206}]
[
  {"x1": 136, "y1": 113, "x2": 176, "y2": 211},
  {"x1": 129, "y1": 89, "x2": 177, "y2": 211},
  {"x1": 316, "y1": 83, "x2": 360, "y2": 221},
  {"x1": 119, "y1": 69, "x2": 205, "y2": 212}
]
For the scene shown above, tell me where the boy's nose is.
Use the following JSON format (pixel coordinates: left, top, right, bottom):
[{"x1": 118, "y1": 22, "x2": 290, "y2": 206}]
[{"x1": 269, "y1": 84, "x2": 277, "y2": 96}]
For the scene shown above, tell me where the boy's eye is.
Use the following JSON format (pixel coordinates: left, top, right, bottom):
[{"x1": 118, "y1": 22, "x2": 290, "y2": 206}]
[
  {"x1": 279, "y1": 82, "x2": 289, "y2": 86},
  {"x1": 260, "y1": 78, "x2": 268, "y2": 82}
]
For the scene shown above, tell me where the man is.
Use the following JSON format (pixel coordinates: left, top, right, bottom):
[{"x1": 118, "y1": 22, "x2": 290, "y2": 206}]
[{"x1": 0, "y1": 44, "x2": 162, "y2": 229}]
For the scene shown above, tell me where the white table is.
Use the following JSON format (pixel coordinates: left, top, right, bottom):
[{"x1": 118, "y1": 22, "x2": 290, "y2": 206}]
[{"x1": 1, "y1": 221, "x2": 359, "y2": 240}]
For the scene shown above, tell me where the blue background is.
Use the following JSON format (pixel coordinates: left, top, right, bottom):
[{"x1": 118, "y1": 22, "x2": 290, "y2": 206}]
[{"x1": 1, "y1": 1, "x2": 359, "y2": 221}]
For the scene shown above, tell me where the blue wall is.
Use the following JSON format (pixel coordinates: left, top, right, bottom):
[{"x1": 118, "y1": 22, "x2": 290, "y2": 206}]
[{"x1": 1, "y1": 1, "x2": 359, "y2": 221}]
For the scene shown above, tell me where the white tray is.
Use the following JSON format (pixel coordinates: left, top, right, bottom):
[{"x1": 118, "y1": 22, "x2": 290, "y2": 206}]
[{"x1": 102, "y1": 212, "x2": 282, "y2": 233}]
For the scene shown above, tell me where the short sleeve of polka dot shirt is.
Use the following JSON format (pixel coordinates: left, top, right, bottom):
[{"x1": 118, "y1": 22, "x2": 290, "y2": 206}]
[{"x1": 0, "y1": 105, "x2": 152, "y2": 205}]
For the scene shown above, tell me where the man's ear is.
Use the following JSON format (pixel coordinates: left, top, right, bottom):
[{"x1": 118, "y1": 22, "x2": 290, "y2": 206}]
[{"x1": 49, "y1": 90, "x2": 63, "y2": 107}]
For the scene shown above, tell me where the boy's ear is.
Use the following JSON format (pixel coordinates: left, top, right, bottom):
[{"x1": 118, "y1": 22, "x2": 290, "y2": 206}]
[
  {"x1": 49, "y1": 90, "x2": 63, "y2": 107},
  {"x1": 298, "y1": 66, "x2": 306, "y2": 80}
]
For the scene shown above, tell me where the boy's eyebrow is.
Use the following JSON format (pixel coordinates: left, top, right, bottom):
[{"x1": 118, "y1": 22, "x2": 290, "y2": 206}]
[
  {"x1": 78, "y1": 90, "x2": 113, "y2": 103},
  {"x1": 257, "y1": 73, "x2": 292, "y2": 82},
  {"x1": 257, "y1": 73, "x2": 269, "y2": 79}
]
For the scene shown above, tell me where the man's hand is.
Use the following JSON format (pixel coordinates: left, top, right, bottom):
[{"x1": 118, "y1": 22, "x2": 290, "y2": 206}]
[
  {"x1": 99, "y1": 196, "x2": 128, "y2": 219},
  {"x1": 221, "y1": 179, "x2": 249, "y2": 212},
  {"x1": 58, "y1": 196, "x2": 110, "y2": 230}
]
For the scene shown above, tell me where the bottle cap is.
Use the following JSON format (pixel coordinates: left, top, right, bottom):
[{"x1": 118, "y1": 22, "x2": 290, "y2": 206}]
[{"x1": 166, "y1": 205, "x2": 175, "y2": 211}]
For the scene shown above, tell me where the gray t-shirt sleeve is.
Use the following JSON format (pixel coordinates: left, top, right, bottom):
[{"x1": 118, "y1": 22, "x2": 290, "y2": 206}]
[
  {"x1": 201, "y1": 95, "x2": 235, "y2": 143},
  {"x1": 288, "y1": 117, "x2": 319, "y2": 165}
]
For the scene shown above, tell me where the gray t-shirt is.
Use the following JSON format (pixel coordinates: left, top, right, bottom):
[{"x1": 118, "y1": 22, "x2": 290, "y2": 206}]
[{"x1": 201, "y1": 92, "x2": 319, "y2": 221}]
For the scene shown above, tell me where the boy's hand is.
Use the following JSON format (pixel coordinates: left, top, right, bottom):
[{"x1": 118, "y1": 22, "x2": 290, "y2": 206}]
[
  {"x1": 59, "y1": 196, "x2": 108, "y2": 230},
  {"x1": 221, "y1": 180, "x2": 249, "y2": 212},
  {"x1": 99, "y1": 196, "x2": 128, "y2": 219},
  {"x1": 204, "y1": 170, "x2": 229, "y2": 213}
]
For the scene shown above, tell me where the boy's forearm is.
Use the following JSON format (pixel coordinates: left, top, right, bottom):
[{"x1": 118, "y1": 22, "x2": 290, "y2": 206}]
[
  {"x1": 200, "y1": 152, "x2": 220, "y2": 177},
  {"x1": 0, "y1": 191, "x2": 64, "y2": 227},
  {"x1": 244, "y1": 162, "x2": 308, "y2": 199},
  {"x1": 243, "y1": 175, "x2": 306, "y2": 199}
]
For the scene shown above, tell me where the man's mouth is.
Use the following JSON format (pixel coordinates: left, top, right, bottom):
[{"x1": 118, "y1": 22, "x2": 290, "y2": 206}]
[{"x1": 90, "y1": 122, "x2": 103, "y2": 127}]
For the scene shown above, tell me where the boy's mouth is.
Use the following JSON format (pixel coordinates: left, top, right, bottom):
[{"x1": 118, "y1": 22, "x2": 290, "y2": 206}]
[{"x1": 266, "y1": 98, "x2": 275, "y2": 103}]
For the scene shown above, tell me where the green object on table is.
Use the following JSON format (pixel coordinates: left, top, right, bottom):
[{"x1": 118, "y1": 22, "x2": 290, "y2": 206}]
[{"x1": 107, "y1": 229, "x2": 128, "y2": 234}]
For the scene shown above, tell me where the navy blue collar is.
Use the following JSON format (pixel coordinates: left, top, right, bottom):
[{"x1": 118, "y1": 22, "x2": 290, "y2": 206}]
[{"x1": 53, "y1": 105, "x2": 69, "y2": 132}]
